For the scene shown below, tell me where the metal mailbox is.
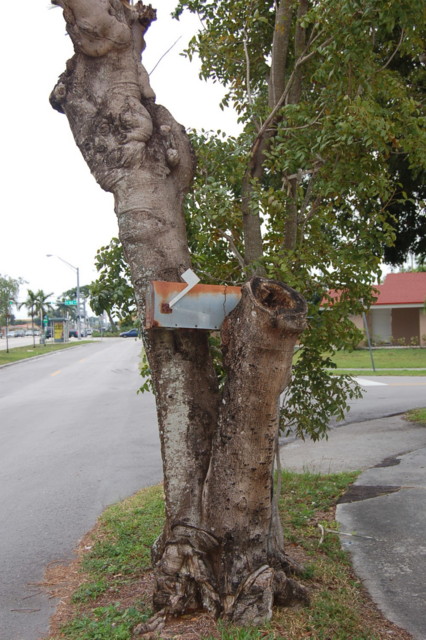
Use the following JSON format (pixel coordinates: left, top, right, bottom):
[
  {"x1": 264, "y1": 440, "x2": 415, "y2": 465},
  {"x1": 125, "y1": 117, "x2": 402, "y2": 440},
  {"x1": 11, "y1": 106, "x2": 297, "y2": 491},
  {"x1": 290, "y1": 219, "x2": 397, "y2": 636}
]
[{"x1": 146, "y1": 280, "x2": 242, "y2": 330}]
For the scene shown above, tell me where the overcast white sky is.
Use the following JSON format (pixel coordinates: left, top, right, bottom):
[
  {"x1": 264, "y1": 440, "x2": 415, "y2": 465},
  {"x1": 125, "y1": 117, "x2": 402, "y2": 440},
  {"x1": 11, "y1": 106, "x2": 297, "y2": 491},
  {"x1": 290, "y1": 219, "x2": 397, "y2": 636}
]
[{"x1": 0, "y1": 1, "x2": 239, "y2": 310}]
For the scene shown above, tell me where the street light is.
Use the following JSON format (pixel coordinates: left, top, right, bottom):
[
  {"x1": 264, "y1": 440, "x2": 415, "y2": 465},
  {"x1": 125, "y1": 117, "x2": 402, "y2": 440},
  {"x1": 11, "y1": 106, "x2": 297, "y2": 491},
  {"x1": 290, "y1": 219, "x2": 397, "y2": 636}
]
[{"x1": 46, "y1": 254, "x2": 81, "y2": 340}]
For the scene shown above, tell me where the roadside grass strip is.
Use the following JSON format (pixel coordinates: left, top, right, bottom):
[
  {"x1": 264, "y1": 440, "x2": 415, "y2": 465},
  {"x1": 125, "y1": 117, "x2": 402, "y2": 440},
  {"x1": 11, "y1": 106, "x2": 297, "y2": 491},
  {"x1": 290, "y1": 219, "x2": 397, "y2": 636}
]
[
  {"x1": 405, "y1": 407, "x2": 426, "y2": 425},
  {"x1": 328, "y1": 347, "x2": 426, "y2": 372},
  {"x1": 45, "y1": 472, "x2": 411, "y2": 640},
  {"x1": 0, "y1": 341, "x2": 93, "y2": 365}
]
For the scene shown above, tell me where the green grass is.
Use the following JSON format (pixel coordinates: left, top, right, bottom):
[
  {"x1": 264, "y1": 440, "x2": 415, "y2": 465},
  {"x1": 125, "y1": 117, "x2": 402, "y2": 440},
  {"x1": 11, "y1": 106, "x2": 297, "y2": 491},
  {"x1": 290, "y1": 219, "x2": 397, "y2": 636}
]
[
  {"x1": 405, "y1": 407, "x2": 426, "y2": 425},
  {"x1": 48, "y1": 471, "x2": 398, "y2": 640},
  {"x1": 329, "y1": 347, "x2": 426, "y2": 371},
  {"x1": 0, "y1": 341, "x2": 93, "y2": 365},
  {"x1": 77, "y1": 485, "x2": 164, "y2": 589},
  {"x1": 61, "y1": 606, "x2": 150, "y2": 640}
]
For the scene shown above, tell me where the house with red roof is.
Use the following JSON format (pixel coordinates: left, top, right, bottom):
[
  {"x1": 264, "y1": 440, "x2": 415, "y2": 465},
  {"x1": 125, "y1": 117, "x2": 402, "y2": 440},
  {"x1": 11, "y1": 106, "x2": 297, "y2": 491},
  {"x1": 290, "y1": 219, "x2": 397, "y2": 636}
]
[{"x1": 356, "y1": 272, "x2": 426, "y2": 346}]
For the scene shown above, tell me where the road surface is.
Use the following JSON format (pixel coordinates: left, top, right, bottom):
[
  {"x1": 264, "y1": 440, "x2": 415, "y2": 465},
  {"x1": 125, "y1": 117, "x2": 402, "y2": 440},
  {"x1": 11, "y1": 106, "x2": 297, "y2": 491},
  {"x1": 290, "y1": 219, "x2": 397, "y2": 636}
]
[
  {"x1": 1, "y1": 342, "x2": 425, "y2": 640},
  {"x1": 337, "y1": 375, "x2": 426, "y2": 424},
  {"x1": 0, "y1": 338, "x2": 161, "y2": 640}
]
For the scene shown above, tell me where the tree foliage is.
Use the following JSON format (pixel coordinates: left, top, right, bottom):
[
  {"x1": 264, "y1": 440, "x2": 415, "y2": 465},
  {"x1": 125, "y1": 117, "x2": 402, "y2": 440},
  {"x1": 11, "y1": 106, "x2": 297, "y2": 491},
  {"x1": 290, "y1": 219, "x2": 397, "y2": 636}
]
[
  {"x1": 0, "y1": 274, "x2": 23, "y2": 326},
  {"x1": 89, "y1": 0, "x2": 424, "y2": 438},
  {"x1": 54, "y1": 285, "x2": 91, "y2": 321},
  {"x1": 18, "y1": 289, "x2": 53, "y2": 343},
  {"x1": 89, "y1": 238, "x2": 136, "y2": 328},
  {"x1": 381, "y1": 158, "x2": 426, "y2": 265},
  {"x1": 172, "y1": 0, "x2": 425, "y2": 438}
]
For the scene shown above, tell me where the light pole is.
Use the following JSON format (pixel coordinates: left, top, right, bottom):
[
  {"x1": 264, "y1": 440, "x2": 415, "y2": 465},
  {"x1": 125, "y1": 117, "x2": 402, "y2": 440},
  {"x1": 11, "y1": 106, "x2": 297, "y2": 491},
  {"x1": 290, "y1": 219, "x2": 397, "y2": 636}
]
[{"x1": 46, "y1": 254, "x2": 81, "y2": 339}]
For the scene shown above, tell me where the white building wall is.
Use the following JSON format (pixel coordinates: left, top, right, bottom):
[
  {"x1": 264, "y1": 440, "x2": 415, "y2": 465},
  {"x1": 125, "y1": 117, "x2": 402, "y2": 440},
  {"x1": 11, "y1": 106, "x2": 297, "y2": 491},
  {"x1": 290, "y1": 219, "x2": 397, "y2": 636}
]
[{"x1": 371, "y1": 308, "x2": 392, "y2": 344}]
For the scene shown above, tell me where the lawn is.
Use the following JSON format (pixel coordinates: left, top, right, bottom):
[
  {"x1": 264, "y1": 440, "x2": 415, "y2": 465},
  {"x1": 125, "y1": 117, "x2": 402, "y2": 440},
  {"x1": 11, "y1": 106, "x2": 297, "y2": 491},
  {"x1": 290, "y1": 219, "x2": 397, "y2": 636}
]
[
  {"x1": 0, "y1": 341, "x2": 93, "y2": 365},
  {"x1": 328, "y1": 347, "x2": 426, "y2": 373}
]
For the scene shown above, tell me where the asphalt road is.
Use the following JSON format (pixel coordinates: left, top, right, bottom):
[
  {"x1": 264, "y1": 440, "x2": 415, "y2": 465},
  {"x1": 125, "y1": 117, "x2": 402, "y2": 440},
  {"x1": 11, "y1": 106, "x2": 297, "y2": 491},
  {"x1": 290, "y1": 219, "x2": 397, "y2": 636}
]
[
  {"x1": 337, "y1": 375, "x2": 426, "y2": 425},
  {"x1": 1, "y1": 343, "x2": 425, "y2": 640},
  {"x1": 0, "y1": 338, "x2": 161, "y2": 640}
]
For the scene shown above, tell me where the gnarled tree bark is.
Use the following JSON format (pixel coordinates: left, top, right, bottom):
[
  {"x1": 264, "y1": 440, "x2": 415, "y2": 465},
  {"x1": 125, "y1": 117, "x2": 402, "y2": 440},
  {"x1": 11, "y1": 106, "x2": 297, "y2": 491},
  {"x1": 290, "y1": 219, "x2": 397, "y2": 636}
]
[{"x1": 50, "y1": 0, "x2": 308, "y2": 627}]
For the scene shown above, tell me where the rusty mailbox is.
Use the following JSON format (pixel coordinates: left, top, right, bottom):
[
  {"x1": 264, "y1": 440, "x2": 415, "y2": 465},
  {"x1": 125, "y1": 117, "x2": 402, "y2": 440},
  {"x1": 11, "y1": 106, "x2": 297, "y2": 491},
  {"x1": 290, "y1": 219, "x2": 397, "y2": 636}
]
[{"x1": 146, "y1": 276, "x2": 242, "y2": 330}]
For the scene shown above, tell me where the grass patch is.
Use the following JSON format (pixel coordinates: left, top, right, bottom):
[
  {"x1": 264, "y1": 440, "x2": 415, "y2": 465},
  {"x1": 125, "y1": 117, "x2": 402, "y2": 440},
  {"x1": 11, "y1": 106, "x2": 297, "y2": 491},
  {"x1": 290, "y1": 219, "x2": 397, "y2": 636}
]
[
  {"x1": 405, "y1": 407, "x2": 426, "y2": 425},
  {"x1": 0, "y1": 341, "x2": 93, "y2": 365},
  {"x1": 44, "y1": 471, "x2": 409, "y2": 639},
  {"x1": 61, "y1": 605, "x2": 150, "y2": 640},
  {"x1": 68, "y1": 485, "x2": 164, "y2": 608},
  {"x1": 328, "y1": 347, "x2": 426, "y2": 371}
]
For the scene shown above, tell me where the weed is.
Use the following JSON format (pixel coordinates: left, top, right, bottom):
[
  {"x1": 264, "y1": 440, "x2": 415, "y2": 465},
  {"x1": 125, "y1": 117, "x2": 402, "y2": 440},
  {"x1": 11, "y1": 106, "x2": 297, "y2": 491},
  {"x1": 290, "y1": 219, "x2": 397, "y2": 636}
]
[
  {"x1": 71, "y1": 580, "x2": 109, "y2": 604},
  {"x1": 405, "y1": 407, "x2": 426, "y2": 426},
  {"x1": 61, "y1": 605, "x2": 150, "y2": 639},
  {"x1": 80, "y1": 485, "x2": 164, "y2": 582},
  {"x1": 208, "y1": 622, "x2": 276, "y2": 639}
]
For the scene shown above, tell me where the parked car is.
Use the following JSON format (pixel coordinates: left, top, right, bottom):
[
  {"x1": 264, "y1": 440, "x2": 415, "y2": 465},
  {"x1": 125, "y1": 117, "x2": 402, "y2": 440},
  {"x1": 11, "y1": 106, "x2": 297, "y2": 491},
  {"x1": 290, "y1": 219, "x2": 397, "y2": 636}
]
[
  {"x1": 7, "y1": 330, "x2": 16, "y2": 338},
  {"x1": 69, "y1": 330, "x2": 78, "y2": 338},
  {"x1": 120, "y1": 328, "x2": 139, "y2": 337}
]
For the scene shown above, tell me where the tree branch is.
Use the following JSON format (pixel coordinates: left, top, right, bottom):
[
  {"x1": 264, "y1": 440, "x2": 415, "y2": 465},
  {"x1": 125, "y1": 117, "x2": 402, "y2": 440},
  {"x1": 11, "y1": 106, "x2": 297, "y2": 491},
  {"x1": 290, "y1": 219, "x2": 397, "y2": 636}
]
[
  {"x1": 218, "y1": 229, "x2": 247, "y2": 272},
  {"x1": 278, "y1": 106, "x2": 325, "y2": 133},
  {"x1": 242, "y1": 29, "x2": 253, "y2": 108},
  {"x1": 380, "y1": 29, "x2": 405, "y2": 71},
  {"x1": 269, "y1": 0, "x2": 293, "y2": 108},
  {"x1": 251, "y1": 37, "x2": 331, "y2": 161}
]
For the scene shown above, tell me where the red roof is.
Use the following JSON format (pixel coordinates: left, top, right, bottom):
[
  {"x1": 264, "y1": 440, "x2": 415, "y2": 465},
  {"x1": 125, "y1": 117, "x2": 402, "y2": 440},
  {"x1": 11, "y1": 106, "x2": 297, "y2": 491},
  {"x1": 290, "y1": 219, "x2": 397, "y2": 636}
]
[{"x1": 374, "y1": 272, "x2": 426, "y2": 306}]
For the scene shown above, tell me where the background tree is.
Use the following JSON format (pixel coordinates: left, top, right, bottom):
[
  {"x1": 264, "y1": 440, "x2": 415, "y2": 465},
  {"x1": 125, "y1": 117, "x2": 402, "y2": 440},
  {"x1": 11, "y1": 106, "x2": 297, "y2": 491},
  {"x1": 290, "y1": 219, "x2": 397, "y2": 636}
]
[
  {"x1": 0, "y1": 274, "x2": 23, "y2": 331},
  {"x1": 61, "y1": 285, "x2": 91, "y2": 300},
  {"x1": 89, "y1": 238, "x2": 136, "y2": 330},
  {"x1": 54, "y1": 285, "x2": 91, "y2": 330},
  {"x1": 19, "y1": 290, "x2": 40, "y2": 347},
  {"x1": 34, "y1": 290, "x2": 54, "y2": 338},
  {"x1": 21, "y1": 290, "x2": 53, "y2": 343},
  {"x1": 50, "y1": 0, "x2": 425, "y2": 628},
  {"x1": 381, "y1": 161, "x2": 425, "y2": 266}
]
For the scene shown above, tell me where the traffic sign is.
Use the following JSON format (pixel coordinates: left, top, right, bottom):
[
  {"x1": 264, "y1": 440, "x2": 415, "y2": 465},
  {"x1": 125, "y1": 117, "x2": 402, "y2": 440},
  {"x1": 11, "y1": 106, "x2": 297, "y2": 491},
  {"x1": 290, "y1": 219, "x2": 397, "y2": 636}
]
[{"x1": 64, "y1": 300, "x2": 78, "y2": 306}]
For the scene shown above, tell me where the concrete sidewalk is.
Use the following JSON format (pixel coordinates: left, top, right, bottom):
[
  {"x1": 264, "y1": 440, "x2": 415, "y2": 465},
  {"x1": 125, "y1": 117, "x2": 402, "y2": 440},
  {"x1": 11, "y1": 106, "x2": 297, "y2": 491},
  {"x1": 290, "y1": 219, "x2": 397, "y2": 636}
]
[{"x1": 280, "y1": 415, "x2": 426, "y2": 640}]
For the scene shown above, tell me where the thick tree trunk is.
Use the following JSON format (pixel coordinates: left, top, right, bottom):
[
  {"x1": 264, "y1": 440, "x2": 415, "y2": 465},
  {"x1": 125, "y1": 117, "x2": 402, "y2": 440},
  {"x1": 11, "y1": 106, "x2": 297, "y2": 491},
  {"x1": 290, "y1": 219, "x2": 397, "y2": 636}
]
[
  {"x1": 201, "y1": 278, "x2": 308, "y2": 623},
  {"x1": 50, "y1": 0, "x2": 308, "y2": 627}
]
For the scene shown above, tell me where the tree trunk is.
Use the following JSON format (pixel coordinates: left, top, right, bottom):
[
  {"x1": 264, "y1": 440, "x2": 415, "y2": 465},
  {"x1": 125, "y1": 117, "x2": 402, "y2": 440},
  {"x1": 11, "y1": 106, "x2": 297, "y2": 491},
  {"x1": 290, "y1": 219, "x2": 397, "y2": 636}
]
[{"x1": 50, "y1": 0, "x2": 308, "y2": 627}]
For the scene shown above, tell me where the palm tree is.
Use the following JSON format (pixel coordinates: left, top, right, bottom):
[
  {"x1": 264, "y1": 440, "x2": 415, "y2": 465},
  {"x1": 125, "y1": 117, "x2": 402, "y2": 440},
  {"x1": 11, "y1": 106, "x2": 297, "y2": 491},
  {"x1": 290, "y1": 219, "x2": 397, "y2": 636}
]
[
  {"x1": 19, "y1": 290, "x2": 38, "y2": 348},
  {"x1": 34, "y1": 290, "x2": 53, "y2": 344}
]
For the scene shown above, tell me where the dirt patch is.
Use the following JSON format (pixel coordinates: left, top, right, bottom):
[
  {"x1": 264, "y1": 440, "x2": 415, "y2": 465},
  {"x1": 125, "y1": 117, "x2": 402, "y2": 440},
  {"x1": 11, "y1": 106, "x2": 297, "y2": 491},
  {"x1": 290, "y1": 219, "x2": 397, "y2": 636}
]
[
  {"x1": 374, "y1": 455, "x2": 402, "y2": 468},
  {"x1": 337, "y1": 485, "x2": 401, "y2": 504},
  {"x1": 39, "y1": 522, "x2": 220, "y2": 640}
]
